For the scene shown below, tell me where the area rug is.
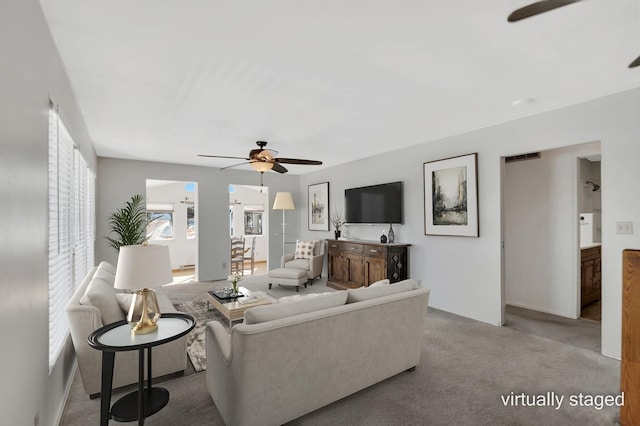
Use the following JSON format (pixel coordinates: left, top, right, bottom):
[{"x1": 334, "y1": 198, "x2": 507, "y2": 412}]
[{"x1": 172, "y1": 300, "x2": 226, "y2": 372}]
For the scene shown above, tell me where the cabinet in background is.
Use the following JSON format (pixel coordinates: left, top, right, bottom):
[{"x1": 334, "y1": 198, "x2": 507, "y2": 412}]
[
  {"x1": 580, "y1": 246, "x2": 601, "y2": 308},
  {"x1": 326, "y1": 240, "x2": 410, "y2": 290}
]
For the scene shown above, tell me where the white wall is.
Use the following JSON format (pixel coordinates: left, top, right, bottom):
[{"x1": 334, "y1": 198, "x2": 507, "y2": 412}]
[
  {"x1": 146, "y1": 181, "x2": 197, "y2": 270},
  {"x1": 97, "y1": 158, "x2": 298, "y2": 281},
  {"x1": 298, "y1": 88, "x2": 640, "y2": 360},
  {"x1": 504, "y1": 143, "x2": 600, "y2": 318},
  {"x1": 0, "y1": 1, "x2": 97, "y2": 424}
]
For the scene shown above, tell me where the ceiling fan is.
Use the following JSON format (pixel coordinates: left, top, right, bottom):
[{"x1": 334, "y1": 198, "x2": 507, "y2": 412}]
[
  {"x1": 507, "y1": 0, "x2": 640, "y2": 68},
  {"x1": 198, "y1": 141, "x2": 322, "y2": 174}
]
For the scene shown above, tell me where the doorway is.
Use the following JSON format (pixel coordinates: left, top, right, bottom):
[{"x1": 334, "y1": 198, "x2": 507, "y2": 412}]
[
  {"x1": 229, "y1": 184, "x2": 269, "y2": 275},
  {"x1": 146, "y1": 179, "x2": 198, "y2": 280},
  {"x1": 501, "y1": 142, "x2": 602, "y2": 351},
  {"x1": 578, "y1": 156, "x2": 602, "y2": 322}
]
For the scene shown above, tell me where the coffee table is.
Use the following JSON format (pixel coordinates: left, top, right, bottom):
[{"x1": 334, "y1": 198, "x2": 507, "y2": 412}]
[{"x1": 205, "y1": 286, "x2": 275, "y2": 328}]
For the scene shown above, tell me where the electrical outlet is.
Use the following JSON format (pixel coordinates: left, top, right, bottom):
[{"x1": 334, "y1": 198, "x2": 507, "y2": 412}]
[{"x1": 616, "y1": 222, "x2": 634, "y2": 235}]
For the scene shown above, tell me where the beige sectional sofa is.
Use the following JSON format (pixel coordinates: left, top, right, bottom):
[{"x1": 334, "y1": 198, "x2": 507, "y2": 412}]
[
  {"x1": 206, "y1": 279, "x2": 429, "y2": 426},
  {"x1": 67, "y1": 261, "x2": 187, "y2": 397}
]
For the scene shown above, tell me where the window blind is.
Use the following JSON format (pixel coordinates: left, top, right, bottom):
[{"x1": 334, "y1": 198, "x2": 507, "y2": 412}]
[{"x1": 48, "y1": 103, "x2": 95, "y2": 370}]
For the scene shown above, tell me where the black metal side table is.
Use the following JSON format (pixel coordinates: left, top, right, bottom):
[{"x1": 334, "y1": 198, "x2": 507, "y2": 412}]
[{"x1": 88, "y1": 313, "x2": 195, "y2": 426}]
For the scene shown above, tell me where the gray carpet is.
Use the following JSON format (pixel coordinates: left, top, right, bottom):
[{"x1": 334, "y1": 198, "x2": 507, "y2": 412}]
[{"x1": 60, "y1": 281, "x2": 621, "y2": 425}]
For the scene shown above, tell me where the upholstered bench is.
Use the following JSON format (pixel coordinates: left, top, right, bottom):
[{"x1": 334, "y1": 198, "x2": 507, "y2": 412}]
[{"x1": 268, "y1": 268, "x2": 307, "y2": 292}]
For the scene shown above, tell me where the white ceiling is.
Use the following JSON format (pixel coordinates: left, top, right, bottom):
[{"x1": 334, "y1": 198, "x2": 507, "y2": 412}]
[{"x1": 40, "y1": 0, "x2": 640, "y2": 174}]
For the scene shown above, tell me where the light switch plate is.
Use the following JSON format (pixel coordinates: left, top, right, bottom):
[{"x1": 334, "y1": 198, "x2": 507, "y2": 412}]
[{"x1": 616, "y1": 222, "x2": 634, "y2": 235}]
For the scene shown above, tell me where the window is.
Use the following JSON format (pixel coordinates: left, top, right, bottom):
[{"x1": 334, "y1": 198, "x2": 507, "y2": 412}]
[
  {"x1": 48, "y1": 102, "x2": 95, "y2": 370},
  {"x1": 244, "y1": 206, "x2": 263, "y2": 235},
  {"x1": 146, "y1": 203, "x2": 174, "y2": 240},
  {"x1": 186, "y1": 204, "x2": 195, "y2": 239}
]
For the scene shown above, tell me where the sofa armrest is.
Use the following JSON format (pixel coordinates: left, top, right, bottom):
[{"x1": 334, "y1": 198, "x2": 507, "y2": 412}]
[
  {"x1": 280, "y1": 254, "x2": 295, "y2": 268},
  {"x1": 206, "y1": 321, "x2": 231, "y2": 365}
]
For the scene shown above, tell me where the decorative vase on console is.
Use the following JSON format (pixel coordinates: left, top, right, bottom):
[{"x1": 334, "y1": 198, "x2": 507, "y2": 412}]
[
  {"x1": 380, "y1": 231, "x2": 387, "y2": 243},
  {"x1": 388, "y1": 223, "x2": 395, "y2": 243},
  {"x1": 334, "y1": 230, "x2": 341, "y2": 239}
]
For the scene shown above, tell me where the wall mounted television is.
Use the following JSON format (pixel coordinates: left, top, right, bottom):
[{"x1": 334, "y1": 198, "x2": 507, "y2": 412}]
[{"x1": 345, "y1": 181, "x2": 403, "y2": 224}]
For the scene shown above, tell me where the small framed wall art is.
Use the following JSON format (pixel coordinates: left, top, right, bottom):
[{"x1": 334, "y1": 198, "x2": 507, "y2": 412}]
[
  {"x1": 308, "y1": 182, "x2": 330, "y2": 231},
  {"x1": 423, "y1": 153, "x2": 479, "y2": 237}
]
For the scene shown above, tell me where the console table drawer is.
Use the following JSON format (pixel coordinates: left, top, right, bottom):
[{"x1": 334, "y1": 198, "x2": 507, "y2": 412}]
[
  {"x1": 333, "y1": 242, "x2": 363, "y2": 254},
  {"x1": 364, "y1": 245, "x2": 385, "y2": 258}
]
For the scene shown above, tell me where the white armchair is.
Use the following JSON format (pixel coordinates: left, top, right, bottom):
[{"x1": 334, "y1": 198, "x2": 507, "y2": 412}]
[{"x1": 280, "y1": 240, "x2": 326, "y2": 284}]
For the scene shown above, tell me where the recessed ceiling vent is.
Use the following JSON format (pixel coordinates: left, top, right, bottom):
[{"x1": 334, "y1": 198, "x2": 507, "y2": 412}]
[{"x1": 505, "y1": 152, "x2": 541, "y2": 163}]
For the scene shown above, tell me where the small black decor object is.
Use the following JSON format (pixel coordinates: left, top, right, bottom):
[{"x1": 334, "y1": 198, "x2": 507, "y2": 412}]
[
  {"x1": 388, "y1": 224, "x2": 395, "y2": 243},
  {"x1": 380, "y1": 231, "x2": 387, "y2": 243},
  {"x1": 334, "y1": 230, "x2": 341, "y2": 239}
]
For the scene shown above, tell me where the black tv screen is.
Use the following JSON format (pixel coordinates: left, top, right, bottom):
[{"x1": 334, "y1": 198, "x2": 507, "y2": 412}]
[{"x1": 345, "y1": 181, "x2": 403, "y2": 224}]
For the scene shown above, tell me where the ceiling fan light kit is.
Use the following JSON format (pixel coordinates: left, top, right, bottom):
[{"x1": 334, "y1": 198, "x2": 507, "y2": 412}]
[{"x1": 250, "y1": 161, "x2": 274, "y2": 172}]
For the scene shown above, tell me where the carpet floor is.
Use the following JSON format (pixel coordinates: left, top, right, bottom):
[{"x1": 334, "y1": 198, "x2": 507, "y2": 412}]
[{"x1": 59, "y1": 277, "x2": 621, "y2": 425}]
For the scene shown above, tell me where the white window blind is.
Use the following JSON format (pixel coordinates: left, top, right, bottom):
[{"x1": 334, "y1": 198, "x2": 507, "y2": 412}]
[{"x1": 48, "y1": 103, "x2": 95, "y2": 370}]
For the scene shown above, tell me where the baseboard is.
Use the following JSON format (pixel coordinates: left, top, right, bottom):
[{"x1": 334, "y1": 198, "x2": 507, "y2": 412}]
[
  {"x1": 506, "y1": 301, "x2": 577, "y2": 319},
  {"x1": 55, "y1": 360, "x2": 77, "y2": 426}
]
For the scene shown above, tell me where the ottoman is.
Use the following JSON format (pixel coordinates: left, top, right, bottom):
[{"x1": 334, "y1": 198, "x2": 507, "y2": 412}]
[{"x1": 268, "y1": 268, "x2": 308, "y2": 292}]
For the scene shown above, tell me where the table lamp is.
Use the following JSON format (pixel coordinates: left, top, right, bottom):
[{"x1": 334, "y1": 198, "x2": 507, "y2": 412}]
[
  {"x1": 272, "y1": 192, "x2": 295, "y2": 257},
  {"x1": 114, "y1": 244, "x2": 173, "y2": 334}
]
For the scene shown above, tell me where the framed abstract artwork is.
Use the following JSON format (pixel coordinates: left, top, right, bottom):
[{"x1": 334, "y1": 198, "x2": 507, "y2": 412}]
[
  {"x1": 308, "y1": 182, "x2": 330, "y2": 231},
  {"x1": 423, "y1": 153, "x2": 479, "y2": 237}
]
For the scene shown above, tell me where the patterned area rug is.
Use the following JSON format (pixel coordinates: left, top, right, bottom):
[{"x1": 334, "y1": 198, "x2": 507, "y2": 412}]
[{"x1": 172, "y1": 300, "x2": 226, "y2": 372}]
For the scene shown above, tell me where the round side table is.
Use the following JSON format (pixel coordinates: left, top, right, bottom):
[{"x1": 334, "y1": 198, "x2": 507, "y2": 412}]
[{"x1": 88, "y1": 313, "x2": 195, "y2": 426}]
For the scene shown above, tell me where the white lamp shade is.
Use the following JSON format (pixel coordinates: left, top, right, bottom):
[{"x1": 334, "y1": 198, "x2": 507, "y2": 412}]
[
  {"x1": 250, "y1": 161, "x2": 273, "y2": 172},
  {"x1": 273, "y1": 192, "x2": 295, "y2": 210},
  {"x1": 114, "y1": 244, "x2": 173, "y2": 290}
]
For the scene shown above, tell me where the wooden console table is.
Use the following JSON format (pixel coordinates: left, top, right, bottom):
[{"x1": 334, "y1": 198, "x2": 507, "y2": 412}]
[{"x1": 326, "y1": 239, "x2": 410, "y2": 290}]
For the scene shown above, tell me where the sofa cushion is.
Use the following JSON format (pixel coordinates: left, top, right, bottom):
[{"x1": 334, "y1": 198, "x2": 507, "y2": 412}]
[
  {"x1": 283, "y1": 258, "x2": 311, "y2": 271},
  {"x1": 80, "y1": 277, "x2": 126, "y2": 325},
  {"x1": 279, "y1": 292, "x2": 335, "y2": 303},
  {"x1": 294, "y1": 240, "x2": 316, "y2": 260},
  {"x1": 369, "y1": 279, "x2": 390, "y2": 288},
  {"x1": 347, "y1": 279, "x2": 418, "y2": 303},
  {"x1": 244, "y1": 291, "x2": 347, "y2": 324}
]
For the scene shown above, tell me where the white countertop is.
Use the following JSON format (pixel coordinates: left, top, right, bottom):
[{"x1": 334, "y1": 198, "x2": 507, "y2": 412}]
[{"x1": 580, "y1": 243, "x2": 602, "y2": 250}]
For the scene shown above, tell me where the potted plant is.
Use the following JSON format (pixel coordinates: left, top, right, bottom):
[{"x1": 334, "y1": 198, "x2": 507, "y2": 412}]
[
  {"x1": 331, "y1": 209, "x2": 346, "y2": 239},
  {"x1": 106, "y1": 194, "x2": 150, "y2": 252}
]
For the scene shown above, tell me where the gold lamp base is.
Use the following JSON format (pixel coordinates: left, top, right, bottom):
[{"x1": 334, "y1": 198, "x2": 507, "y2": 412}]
[{"x1": 128, "y1": 288, "x2": 161, "y2": 335}]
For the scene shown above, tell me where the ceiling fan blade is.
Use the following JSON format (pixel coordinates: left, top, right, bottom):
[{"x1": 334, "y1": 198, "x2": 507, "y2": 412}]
[
  {"x1": 508, "y1": 0, "x2": 581, "y2": 22},
  {"x1": 271, "y1": 162, "x2": 288, "y2": 174},
  {"x1": 220, "y1": 161, "x2": 251, "y2": 170},
  {"x1": 274, "y1": 157, "x2": 323, "y2": 165},
  {"x1": 629, "y1": 55, "x2": 640, "y2": 68},
  {"x1": 198, "y1": 154, "x2": 250, "y2": 160}
]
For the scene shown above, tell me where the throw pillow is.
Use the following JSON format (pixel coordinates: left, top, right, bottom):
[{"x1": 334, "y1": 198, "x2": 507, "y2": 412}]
[
  {"x1": 98, "y1": 261, "x2": 116, "y2": 275},
  {"x1": 244, "y1": 291, "x2": 347, "y2": 324},
  {"x1": 80, "y1": 277, "x2": 126, "y2": 325},
  {"x1": 369, "y1": 279, "x2": 390, "y2": 288},
  {"x1": 294, "y1": 240, "x2": 316, "y2": 260},
  {"x1": 346, "y1": 279, "x2": 418, "y2": 303},
  {"x1": 114, "y1": 293, "x2": 143, "y2": 318}
]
